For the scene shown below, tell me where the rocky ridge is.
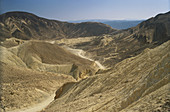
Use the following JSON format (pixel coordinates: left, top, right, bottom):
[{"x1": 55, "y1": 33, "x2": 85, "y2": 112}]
[
  {"x1": 0, "y1": 11, "x2": 116, "y2": 41},
  {"x1": 59, "y1": 11, "x2": 170, "y2": 67}
]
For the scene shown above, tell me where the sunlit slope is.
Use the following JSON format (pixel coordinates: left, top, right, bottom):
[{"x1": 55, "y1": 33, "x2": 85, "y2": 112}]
[
  {"x1": 0, "y1": 39, "x2": 101, "y2": 111},
  {"x1": 44, "y1": 40, "x2": 170, "y2": 112}
]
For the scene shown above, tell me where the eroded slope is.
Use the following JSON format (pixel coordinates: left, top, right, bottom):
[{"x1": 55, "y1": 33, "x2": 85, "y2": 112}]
[
  {"x1": 0, "y1": 39, "x2": 102, "y2": 111},
  {"x1": 56, "y1": 11, "x2": 170, "y2": 68},
  {"x1": 0, "y1": 11, "x2": 116, "y2": 41},
  {"x1": 44, "y1": 40, "x2": 170, "y2": 112},
  {"x1": 0, "y1": 62, "x2": 75, "y2": 112},
  {"x1": 2, "y1": 40, "x2": 99, "y2": 80}
]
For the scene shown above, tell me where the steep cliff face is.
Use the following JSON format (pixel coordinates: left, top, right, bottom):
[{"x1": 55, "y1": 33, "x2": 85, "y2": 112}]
[{"x1": 0, "y1": 11, "x2": 116, "y2": 40}]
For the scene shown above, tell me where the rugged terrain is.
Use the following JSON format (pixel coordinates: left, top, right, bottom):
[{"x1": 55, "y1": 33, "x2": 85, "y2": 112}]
[
  {"x1": 0, "y1": 38, "x2": 102, "y2": 111},
  {"x1": 44, "y1": 39, "x2": 170, "y2": 112},
  {"x1": 57, "y1": 11, "x2": 170, "y2": 67},
  {"x1": 0, "y1": 11, "x2": 169, "y2": 112},
  {"x1": 0, "y1": 11, "x2": 116, "y2": 41},
  {"x1": 0, "y1": 61, "x2": 75, "y2": 111}
]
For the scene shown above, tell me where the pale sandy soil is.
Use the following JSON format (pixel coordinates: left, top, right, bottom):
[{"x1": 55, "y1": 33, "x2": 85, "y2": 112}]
[
  {"x1": 7, "y1": 93, "x2": 55, "y2": 112},
  {"x1": 43, "y1": 40, "x2": 170, "y2": 112},
  {"x1": 63, "y1": 46, "x2": 106, "y2": 70},
  {"x1": 5, "y1": 44, "x2": 105, "y2": 112}
]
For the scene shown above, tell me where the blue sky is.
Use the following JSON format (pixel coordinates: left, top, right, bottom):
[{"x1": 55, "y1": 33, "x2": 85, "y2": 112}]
[{"x1": 0, "y1": 0, "x2": 169, "y2": 21}]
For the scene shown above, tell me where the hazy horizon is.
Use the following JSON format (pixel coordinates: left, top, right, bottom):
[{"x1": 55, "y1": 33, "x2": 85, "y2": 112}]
[{"x1": 0, "y1": 0, "x2": 169, "y2": 21}]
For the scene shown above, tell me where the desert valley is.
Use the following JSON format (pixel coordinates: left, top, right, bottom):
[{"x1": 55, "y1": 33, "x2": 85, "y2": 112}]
[{"x1": 0, "y1": 11, "x2": 169, "y2": 112}]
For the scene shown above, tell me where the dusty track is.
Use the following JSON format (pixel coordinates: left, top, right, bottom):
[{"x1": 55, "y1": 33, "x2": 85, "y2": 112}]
[
  {"x1": 7, "y1": 42, "x2": 105, "y2": 112},
  {"x1": 8, "y1": 93, "x2": 55, "y2": 112},
  {"x1": 64, "y1": 46, "x2": 106, "y2": 70}
]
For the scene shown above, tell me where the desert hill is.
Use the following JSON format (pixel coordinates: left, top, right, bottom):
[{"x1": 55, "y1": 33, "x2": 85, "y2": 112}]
[
  {"x1": 1, "y1": 39, "x2": 100, "y2": 79},
  {"x1": 43, "y1": 12, "x2": 170, "y2": 111},
  {"x1": 133, "y1": 11, "x2": 170, "y2": 44},
  {"x1": 0, "y1": 39, "x2": 101, "y2": 111},
  {"x1": 0, "y1": 11, "x2": 169, "y2": 112},
  {"x1": 0, "y1": 11, "x2": 116, "y2": 41},
  {"x1": 44, "y1": 39, "x2": 170, "y2": 112},
  {"x1": 57, "y1": 11, "x2": 170, "y2": 67},
  {"x1": 69, "y1": 19, "x2": 143, "y2": 29},
  {"x1": 0, "y1": 61, "x2": 76, "y2": 111}
]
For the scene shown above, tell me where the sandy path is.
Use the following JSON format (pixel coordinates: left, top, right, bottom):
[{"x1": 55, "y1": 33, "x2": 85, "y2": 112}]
[
  {"x1": 7, "y1": 42, "x2": 105, "y2": 112},
  {"x1": 7, "y1": 93, "x2": 55, "y2": 112},
  {"x1": 48, "y1": 41, "x2": 106, "y2": 69},
  {"x1": 64, "y1": 46, "x2": 106, "y2": 70}
]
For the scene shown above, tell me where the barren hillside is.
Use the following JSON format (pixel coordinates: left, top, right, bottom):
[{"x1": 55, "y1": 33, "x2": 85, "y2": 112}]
[
  {"x1": 44, "y1": 40, "x2": 170, "y2": 112},
  {"x1": 0, "y1": 11, "x2": 169, "y2": 112},
  {"x1": 0, "y1": 11, "x2": 116, "y2": 41},
  {"x1": 57, "y1": 11, "x2": 170, "y2": 67},
  {"x1": 0, "y1": 38, "x2": 101, "y2": 111}
]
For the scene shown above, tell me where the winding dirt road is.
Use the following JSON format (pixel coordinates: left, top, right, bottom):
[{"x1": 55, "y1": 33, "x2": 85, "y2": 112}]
[
  {"x1": 8, "y1": 42, "x2": 105, "y2": 112},
  {"x1": 64, "y1": 46, "x2": 106, "y2": 70}
]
